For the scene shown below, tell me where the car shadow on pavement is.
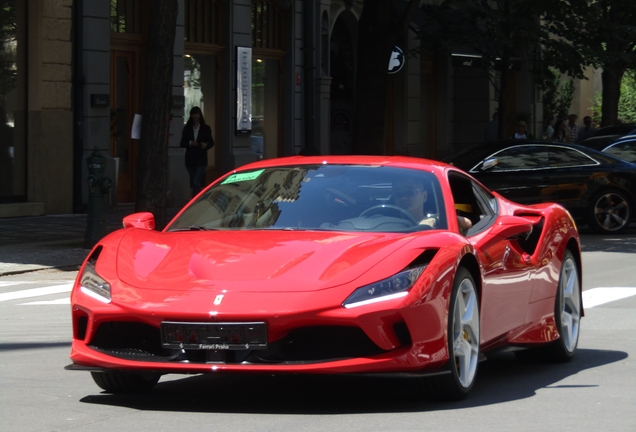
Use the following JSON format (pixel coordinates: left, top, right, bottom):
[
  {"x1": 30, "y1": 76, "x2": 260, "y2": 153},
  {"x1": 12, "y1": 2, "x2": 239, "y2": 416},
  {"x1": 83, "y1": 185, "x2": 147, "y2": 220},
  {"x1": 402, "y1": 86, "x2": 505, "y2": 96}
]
[{"x1": 79, "y1": 348, "x2": 626, "y2": 413}]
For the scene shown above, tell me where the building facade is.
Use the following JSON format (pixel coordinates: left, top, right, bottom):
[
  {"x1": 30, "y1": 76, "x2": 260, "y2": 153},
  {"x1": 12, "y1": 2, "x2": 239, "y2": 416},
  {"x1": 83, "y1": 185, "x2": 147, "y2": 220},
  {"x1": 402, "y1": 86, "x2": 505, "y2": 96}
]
[{"x1": 2, "y1": 0, "x2": 588, "y2": 218}]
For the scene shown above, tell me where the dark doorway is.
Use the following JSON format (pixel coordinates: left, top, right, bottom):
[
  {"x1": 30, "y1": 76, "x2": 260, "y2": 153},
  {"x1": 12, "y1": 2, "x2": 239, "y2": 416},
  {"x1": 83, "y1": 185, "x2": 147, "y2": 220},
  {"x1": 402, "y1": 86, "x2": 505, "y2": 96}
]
[{"x1": 329, "y1": 14, "x2": 356, "y2": 154}]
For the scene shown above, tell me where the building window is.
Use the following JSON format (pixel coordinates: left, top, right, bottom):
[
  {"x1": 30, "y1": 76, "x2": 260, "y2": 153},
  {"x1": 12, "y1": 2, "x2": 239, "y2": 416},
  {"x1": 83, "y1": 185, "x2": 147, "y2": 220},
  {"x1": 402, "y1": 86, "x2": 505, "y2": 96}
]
[
  {"x1": 251, "y1": 1, "x2": 284, "y2": 160},
  {"x1": 110, "y1": 0, "x2": 143, "y2": 34},
  {"x1": 185, "y1": 0, "x2": 222, "y2": 45},
  {"x1": 1, "y1": 0, "x2": 27, "y2": 203},
  {"x1": 252, "y1": 0, "x2": 283, "y2": 50},
  {"x1": 184, "y1": 0, "x2": 223, "y2": 122}
]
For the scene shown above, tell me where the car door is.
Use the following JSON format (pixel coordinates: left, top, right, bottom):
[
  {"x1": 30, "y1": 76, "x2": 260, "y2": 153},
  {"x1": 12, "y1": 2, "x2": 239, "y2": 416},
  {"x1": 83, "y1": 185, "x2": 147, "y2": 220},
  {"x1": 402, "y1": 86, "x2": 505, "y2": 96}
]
[
  {"x1": 468, "y1": 144, "x2": 552, "y2": 205},
  {"x1": 540, "y1": 145, "x2": 603, "y2": 215},
  {"x1": 448, "y1": 171, "x2": 533, "y2": 344}
]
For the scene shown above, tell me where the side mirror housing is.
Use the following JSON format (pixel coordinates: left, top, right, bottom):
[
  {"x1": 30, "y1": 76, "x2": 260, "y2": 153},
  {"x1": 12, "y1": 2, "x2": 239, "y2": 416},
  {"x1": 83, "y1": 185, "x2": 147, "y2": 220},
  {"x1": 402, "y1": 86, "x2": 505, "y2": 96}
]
[{"x1": 123, "y1": 212, "x2": 155, "y2": 230}]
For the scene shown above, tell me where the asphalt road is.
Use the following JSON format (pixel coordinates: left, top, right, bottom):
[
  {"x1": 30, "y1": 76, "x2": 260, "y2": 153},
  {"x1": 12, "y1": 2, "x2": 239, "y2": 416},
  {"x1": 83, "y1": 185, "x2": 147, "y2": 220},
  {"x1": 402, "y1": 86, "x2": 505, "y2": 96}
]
[{"x1": 1, "y1": 229, "x2": 635, "y2": 432}]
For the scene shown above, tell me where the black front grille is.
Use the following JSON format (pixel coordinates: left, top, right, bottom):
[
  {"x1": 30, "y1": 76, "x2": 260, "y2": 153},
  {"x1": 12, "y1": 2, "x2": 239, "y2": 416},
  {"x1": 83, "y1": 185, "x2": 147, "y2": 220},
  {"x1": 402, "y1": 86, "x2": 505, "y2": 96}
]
[
  {"x1": 249, "y1": 326, "x2": 385, "y2": 363},
  {"x1": 89, "y1": 322, "x2": 177, "y2": 361},
  {"x1": 88, "y1": 322, "x2": 410, "y2": 365}
]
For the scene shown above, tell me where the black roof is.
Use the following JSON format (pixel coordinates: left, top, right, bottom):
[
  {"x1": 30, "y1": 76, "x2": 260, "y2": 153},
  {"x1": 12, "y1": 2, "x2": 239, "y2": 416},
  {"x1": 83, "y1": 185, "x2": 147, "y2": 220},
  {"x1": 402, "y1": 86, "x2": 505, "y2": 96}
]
[{"x1": 443, "y1": 139, "x2": 632, "y2": 171}]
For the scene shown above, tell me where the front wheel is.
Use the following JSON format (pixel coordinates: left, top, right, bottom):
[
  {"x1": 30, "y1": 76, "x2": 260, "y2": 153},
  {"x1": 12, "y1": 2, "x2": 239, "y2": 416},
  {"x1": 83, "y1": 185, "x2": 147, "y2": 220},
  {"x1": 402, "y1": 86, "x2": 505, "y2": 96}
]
[
  {"x1": 587, "y1": 189, "x2": 631, "y2": 234},
  {"x1": 424, "y1": 267, "x2": 480, "y2": 400},
  {"x1": 91, "y1": 371, "x2": 160, "y2": 394}
]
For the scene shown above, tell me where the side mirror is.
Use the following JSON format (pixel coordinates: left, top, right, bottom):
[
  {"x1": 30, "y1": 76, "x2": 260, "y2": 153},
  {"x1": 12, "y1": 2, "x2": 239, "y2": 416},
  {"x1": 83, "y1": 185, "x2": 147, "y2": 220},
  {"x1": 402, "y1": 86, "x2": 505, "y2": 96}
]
[
  {"x1": 481, "y1": 158, "x2": 498, "y2": 171},
  {"x1": 491, "y1": 215, "x2": 533, "y2": 241},
  {"x1": 123, "y1": 212, "x2": 155, "y2": 230}
]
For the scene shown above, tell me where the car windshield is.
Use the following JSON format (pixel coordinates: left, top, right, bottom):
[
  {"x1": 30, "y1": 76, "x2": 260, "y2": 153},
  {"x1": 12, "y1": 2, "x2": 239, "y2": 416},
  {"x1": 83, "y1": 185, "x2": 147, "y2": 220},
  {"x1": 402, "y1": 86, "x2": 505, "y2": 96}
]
[{"x1": 167, "y1": 164, "x2": 447, "y2": 233}]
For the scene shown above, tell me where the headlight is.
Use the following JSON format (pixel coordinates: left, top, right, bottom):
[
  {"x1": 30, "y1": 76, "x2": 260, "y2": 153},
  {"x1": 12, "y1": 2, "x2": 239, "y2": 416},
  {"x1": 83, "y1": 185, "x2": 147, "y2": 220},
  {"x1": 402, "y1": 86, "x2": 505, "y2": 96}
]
[
  {"x1": 342, "y1": 265, "x2": 426, "y2": 309},
  {"x1": 79, "y1": 262, "x2": 111, "y2": 303}
]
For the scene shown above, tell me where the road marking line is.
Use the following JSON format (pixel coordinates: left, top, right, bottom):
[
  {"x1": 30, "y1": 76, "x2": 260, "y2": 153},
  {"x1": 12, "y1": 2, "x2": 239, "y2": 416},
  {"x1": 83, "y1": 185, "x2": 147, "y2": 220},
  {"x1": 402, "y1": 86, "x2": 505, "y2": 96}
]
[
  {"x1": 0, "y1": 283, "x2": 74, "y2": 302},
  {"x1": 583, "y1": 287, "x2": 636, "y2": 309},
  {"x1": 0, "y1": 280, "x2": 75, "y2": 288},
  {"x1": 20, "y1": 298, "x2": 70, "y2": 305},
  {"x1": 0, "y1": 281, "x2": 40, "y2": 287}
]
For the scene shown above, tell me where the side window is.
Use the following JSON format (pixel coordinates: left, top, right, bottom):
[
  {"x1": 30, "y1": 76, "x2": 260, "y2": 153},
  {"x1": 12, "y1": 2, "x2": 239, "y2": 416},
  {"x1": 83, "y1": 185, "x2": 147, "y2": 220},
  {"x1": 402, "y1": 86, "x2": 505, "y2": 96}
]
[
  {"x1": 548, "y1": 146, "x2": 598, "y2": 167},
  {"x1": 448, "y1": 171, "x2": 497, "y2": 236},
  {"x1": 475, "y1": 145, "x2": 548, "y2": 172},
  {"x1": 605, "y1": 140, "x2": 636, "y2": 163}
]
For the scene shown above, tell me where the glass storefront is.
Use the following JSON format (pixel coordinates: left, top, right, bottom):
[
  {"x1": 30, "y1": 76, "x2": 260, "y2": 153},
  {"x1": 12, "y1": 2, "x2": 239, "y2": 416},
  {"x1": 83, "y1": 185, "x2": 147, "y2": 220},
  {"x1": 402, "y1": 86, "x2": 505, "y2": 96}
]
[
  {"x1": 183, "y1": 0, "x2": 222, "y2": 174},
  {"x1": 0, "y1": 0, "x2": 26, "y2": 203},
  {"x1": 183, "y1": 53, "x2": 217, "y2": 167},
  {"x1": 251, "y1": 58, "x2": 280, "y2": 160}
]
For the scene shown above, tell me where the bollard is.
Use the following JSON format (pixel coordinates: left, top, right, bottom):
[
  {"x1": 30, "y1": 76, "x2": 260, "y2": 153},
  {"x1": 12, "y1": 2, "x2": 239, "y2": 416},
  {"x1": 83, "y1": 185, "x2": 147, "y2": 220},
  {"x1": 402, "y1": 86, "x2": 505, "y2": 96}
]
[{"x1": 84, "y1": 147, "x2": 112, "y2": 249}]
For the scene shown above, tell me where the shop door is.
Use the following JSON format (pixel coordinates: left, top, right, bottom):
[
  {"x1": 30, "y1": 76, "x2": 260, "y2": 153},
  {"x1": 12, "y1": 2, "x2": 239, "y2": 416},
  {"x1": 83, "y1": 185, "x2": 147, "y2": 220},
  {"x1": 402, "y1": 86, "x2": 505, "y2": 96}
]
[{"x1": 110, "y1": 50, "x2": 139, "y2": 203}]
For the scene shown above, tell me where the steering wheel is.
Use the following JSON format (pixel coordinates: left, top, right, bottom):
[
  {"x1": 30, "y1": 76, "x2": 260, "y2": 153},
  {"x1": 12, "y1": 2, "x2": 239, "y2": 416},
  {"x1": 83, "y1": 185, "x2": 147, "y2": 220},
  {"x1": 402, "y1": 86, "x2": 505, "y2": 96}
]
[{"x1": 360, "y1": 204, "x2": 417, "y2": 225}]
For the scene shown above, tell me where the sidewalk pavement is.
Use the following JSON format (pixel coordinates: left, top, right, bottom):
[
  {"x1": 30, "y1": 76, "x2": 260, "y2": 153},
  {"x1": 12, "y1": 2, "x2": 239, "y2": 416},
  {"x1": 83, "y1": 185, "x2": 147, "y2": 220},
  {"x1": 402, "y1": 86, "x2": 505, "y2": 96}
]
[{"x1": 0, "y1": 205, "x2": 178, "y2": 276}]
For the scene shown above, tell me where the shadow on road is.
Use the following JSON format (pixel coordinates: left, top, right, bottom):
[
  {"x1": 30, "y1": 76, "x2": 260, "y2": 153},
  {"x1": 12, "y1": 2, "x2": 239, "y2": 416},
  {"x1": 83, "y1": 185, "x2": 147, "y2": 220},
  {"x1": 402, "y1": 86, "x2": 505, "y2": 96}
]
[{"x1": 79, "y1": 348, "x2": 626, "y2": 413}]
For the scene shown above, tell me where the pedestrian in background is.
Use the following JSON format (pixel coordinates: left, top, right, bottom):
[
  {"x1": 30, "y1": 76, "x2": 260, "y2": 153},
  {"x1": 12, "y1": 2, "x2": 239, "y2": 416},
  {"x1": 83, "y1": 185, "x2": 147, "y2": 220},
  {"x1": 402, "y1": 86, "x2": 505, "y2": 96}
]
[
  {"x1": 566, "y1": 114, "x2": 580, "y2": 143},
  {"x1": 577, "y1": 116, "x2": 597, "y2": 142},
  {"x1": 554, "y1": 119, "x2": 568, "y2": 142},
  {"x1": 513, "y1": 121, "x2": 529, "y2": 139},
  {"x1": 544, "y1": 116, "x2": 555, "y2": 141},
  {"x1": 180, "y1": 106, "x2": 214, "y2": 198}
]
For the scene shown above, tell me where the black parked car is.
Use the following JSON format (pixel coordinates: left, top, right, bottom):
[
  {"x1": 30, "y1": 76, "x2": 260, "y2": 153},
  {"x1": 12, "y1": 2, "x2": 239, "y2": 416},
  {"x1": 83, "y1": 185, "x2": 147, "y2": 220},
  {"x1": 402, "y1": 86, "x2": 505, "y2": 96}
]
[
  {"x1": 443, "y1": 140, "x2": 636, "y2": 234},
  {"x1": 579, "y1": 134, "x2": 636, "y2": 163}
]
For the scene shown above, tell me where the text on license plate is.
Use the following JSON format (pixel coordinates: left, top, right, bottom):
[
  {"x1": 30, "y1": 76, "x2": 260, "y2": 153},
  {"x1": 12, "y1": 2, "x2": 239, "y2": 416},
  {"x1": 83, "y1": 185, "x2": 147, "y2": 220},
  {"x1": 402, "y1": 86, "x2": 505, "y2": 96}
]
[{"x1": 160, "y1": 321, "x2": 267, "y2": 350}]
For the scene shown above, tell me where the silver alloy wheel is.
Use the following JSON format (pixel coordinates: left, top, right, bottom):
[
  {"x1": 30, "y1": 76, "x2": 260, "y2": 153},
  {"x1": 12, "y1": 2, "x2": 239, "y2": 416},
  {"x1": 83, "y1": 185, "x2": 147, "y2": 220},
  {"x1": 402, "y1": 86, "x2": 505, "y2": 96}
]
[
  {"x1": 558, "y1": 255, "x2": 581, "y2": 353},
  {"x1": 452, "y1": 277, "x2": 480, "y2": 388},
  {"x1": 593, "y1": 192, "x2": 630, "y2": 232}
]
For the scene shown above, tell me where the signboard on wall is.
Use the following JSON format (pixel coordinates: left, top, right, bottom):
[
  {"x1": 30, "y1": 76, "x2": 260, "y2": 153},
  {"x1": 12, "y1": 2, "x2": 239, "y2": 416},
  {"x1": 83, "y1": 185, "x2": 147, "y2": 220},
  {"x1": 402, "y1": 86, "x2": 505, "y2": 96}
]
[
  {"x1": 236, "y1": 47, "x2": 252, "y2": 135},
  {"x1": 388, "y1": 46, "x2": 405, "y2": 74},
  {"x1": 451, "y1": 53, "x2": 483, "y2": 68}
]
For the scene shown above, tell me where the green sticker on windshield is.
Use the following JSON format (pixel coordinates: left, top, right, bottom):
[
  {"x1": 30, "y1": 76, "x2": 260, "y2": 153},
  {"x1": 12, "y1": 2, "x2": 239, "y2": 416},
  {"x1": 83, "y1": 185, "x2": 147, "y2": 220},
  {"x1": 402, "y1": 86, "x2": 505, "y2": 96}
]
[{"x1": 221, "y1": 169, "x2": 265, "y2": 184}]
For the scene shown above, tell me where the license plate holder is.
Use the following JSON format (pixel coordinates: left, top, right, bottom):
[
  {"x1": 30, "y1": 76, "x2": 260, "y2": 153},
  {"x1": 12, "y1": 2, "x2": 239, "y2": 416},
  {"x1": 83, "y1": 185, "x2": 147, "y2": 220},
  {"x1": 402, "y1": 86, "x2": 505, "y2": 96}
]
[{"x1": 160, "y1": 321, "x2": 268, "y2": 350}]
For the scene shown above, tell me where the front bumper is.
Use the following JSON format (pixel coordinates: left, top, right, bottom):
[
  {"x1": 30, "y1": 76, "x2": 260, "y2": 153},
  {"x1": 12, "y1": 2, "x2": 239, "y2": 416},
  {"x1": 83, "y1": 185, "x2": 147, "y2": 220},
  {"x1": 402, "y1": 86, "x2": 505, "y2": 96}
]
[{"x1": 69, "y1": 279, "x2": 449, "y2": 375}]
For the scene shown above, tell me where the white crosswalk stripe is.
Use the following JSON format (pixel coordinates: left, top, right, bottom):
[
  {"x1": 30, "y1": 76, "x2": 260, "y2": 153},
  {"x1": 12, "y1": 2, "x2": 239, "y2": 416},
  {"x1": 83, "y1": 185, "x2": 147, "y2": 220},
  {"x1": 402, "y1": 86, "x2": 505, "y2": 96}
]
[
  {"x1": 0, "y1": 281, "x2": 41, "y2": 287},
  {"x1": 20, "y1": 298, "x2": 70, "y2": 305},
  {"x1": 0, "y1": 283, "x2": 74, "y2": 302},
  {"x1": 582, "y1": 287, "x2": 636, "y2": 309}
]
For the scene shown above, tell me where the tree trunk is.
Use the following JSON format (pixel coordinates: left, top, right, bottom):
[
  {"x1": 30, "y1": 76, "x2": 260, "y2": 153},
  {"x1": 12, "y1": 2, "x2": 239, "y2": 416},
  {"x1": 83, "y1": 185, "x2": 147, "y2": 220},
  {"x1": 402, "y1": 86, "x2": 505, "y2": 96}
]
[
  {"x1": 353, "y1": 0, "x2": 420, "y2": 155},
  {"x1": 600, "y1": 61, "x2": 626, "y2": 127},
  {"x1": 136, "y1": 0, "x2": 178, "y2": 229}
]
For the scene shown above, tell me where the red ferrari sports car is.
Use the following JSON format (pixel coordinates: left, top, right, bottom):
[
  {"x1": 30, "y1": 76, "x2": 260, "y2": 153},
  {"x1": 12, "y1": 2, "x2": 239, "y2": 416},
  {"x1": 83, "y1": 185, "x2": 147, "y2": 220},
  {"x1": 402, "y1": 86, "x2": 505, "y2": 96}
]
[{"x1": 67, "y1": 156, "x2": 583, "y2": 400}]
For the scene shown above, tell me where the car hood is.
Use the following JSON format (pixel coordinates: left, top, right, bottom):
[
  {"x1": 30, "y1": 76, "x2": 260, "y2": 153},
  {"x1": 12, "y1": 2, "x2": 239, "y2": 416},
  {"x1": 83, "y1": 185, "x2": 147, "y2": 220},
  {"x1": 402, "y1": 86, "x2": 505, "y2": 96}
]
[{"x1": 115, "y1": 229, "x2": 417, "y2": 292}]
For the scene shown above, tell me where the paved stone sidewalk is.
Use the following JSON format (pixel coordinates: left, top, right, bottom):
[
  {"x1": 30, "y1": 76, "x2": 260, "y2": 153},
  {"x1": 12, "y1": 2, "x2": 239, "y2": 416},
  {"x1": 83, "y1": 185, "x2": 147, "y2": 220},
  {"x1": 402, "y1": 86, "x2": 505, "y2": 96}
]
[{"x1": 0, "y1": 205, "x2": 160, "y2": 276}]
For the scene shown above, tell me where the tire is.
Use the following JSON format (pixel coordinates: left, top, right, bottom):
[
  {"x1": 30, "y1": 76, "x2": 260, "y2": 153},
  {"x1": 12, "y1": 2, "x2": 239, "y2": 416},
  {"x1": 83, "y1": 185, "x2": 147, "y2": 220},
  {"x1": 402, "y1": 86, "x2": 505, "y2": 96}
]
[
  {"x1": 545, "y1": 249, "x2": 582, "y2": 362},
  {"x1": 587, "y1": 189, "x2": 631, "y2": 234},
  {"x1": 91, "y1": 371, "x2": 160, "y2": 394},
  {"x1": 424, "y1": 267, "x2": 480, "y2": 400}
]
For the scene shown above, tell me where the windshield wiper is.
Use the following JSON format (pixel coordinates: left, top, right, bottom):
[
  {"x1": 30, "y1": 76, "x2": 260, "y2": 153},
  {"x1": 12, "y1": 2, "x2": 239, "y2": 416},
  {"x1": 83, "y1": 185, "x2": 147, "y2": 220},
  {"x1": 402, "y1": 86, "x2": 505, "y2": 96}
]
[{"x1": 169, "y1": 225, "x2": 214, "y2": 231}]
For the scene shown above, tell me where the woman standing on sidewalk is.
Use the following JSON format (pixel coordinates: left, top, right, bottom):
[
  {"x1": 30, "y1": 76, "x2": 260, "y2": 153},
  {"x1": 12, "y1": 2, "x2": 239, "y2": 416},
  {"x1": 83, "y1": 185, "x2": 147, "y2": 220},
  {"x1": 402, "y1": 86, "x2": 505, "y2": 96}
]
[{"x1": 180, "y1": 106, "x2": 214, "y2": 197}]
